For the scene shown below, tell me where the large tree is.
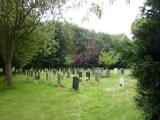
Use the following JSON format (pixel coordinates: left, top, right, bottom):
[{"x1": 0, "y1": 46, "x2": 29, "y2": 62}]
[
  {"x1": 132, "y1": 0, "x2": 160, "y2": 119},
  {"x1": 0, "y1": 0, "x2": 65, "y2": 88}
]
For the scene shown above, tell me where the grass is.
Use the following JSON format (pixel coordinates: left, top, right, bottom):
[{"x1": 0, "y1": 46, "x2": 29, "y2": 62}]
[{"x1": 0, "y1": 70, "x2": 142, "y2": 120}]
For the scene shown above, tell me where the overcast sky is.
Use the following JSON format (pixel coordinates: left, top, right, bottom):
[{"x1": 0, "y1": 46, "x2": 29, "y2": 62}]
[{"x1": 63, "y1": 0, "x2": 145, "y2": 38}]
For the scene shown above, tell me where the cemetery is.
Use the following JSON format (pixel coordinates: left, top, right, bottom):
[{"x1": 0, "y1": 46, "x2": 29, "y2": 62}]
[
  {"x1": 0, "y1": 68, "x2": 142, "y2": 120},
  {"x1": 0, "y1": 0, "x2": 160, "y2": 120}
]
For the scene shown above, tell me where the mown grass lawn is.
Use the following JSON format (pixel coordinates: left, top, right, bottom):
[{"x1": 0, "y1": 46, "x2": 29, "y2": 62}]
[{"x1": 0, "y1": 70, "x2": 142, "y2": 120}]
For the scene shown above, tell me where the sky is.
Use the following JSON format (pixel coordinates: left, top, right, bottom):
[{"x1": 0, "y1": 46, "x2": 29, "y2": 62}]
[{"x1": 63, "y1": 0, "x2": 145, "y2": 38}]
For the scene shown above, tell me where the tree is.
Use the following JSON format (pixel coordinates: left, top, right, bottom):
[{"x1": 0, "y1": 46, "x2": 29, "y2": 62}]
[
  {"x1": 99, "y1": 51, "x2": 120, "y2": 68},
  {"x1": 0, "y1": 0, "x2": 65, "y2": 88},
  {"x1": 132, "y1": 0, "x2": 160, "y2": 119}
]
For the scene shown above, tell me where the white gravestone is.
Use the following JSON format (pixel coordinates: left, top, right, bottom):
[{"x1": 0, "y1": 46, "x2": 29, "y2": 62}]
[{"x1": 119, "y1": 77, "x2": 125, "y2": 87}]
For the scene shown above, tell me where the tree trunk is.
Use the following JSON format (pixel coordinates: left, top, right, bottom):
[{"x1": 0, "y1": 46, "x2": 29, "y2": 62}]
[{"x1": 4, "y1": 61, "x2": 12, "y2": 88}]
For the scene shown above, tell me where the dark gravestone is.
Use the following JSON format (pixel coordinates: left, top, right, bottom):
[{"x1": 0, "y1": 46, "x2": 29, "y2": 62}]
[
  {"x1": 35, "y1": 71, "x2": 40, "y2": 80},
  {"x1": 78, "y1": 71, "x2": 82, "y2": 82},
  {"x1": 72, "y1": 76, "x2": 79, "y2": 90},
  {"x1": 25, "y1": 70, "x2": 29, "y2": 80},
  {"x1": 120, "y1": 68, "x2": 124, "y2": 75},
  {"x1": 86, "y1": 71, "x2": 90, "y2": 81},
  {"x1": 57, "y1": 73, "x2": 61, "y2": 86}
]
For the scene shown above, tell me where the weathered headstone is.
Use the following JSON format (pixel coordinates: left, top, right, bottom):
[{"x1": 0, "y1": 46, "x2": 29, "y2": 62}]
[
  {"x1": 113, "y1": 68, "x2": 118, "y2": 74},
  {"x1": 46, "y1": 72, "x2": 51, "y2": 85},
  {"x1": 57, "y1": 73, "x2": 61, "y2": 86},
  {"x1": 120, "y1": 68, "x2": 124, "y2": 75},
  {"x1": 35, "y1": 71, "x2": 40, "y2": 80},
  {"x1": 72, "y1": 76, "x2": 79, "y2": 90},
  {"x1": 95, "y1": 70, "x2": 99, "y2": 81},
  {"x1": 119, "y1": 77, "x2": 125, "y2": 87},
  {"x1": 86, "y1": 71, "x2": 90, "y2": 81},
  {"x1": 25, "y1": 70, "x2": 28, "y2": 80}
]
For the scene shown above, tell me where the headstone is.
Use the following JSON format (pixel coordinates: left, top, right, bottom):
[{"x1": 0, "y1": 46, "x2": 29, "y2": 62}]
[
  {"x1": 119, "y1": 77, "x2": 125, "y2": 87},
  {"x1": 46, "y1": 72, "x2": 51, "y2": 85},
  {"x1": 114, "y1": 68, "x2": 118, "y2": 74},
  {"x1": 120, "y1": 68, "x2": 124, "y2": 75},
  {"x1": 25, "y1": 70, "x2": 28, "y2": 80},
  {"x1": 78, "y1": 71, "x2": 82, "y2": 82},
  {"x1": 95, "y1": 70, "x2": 99, "y2": 81},
  {"x1": 72, "y1": 76, "x2": 79, "y2": 90},
  {"x1": 57, "y1": 73, "x2": 61, "y2": 86},
  {"x1": 86, "y1": 70, "x2": 90, "y2": 81},
  {"x1": 35, "y1": 71, "x2": 40, "y2": 80}
]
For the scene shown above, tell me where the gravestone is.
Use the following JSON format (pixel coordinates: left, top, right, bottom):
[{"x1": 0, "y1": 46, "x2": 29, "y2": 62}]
[
  {"x1": 86, "y1": 70, "x2": 90, "y2": 81},
  {"x1": 95, "y1": 70, "x2": 99, "y2": 81},
  {"x1": 57, "y1": 73, "x2": 61, "y2": 86},
  {"x1": 46, "y1": 72, "x2": 51, "y2": 85},
  {"x1": 35, "y1": 71, "x2": 40, "y2": 80},
  {"x1": 113, "y1": 68, "x2": 118, "y2": 74},
  {"x1": 119, "y1": 77, "x2": 125, "y2": 87},
  {"x1": 120, "y1": 68, "x2": 124, "y2": 75},
  {"x1": 78, "y1": 71, "x2": 82, "y2": 82},
  {"x1": 25, "y1": 70, "x2": 28, "y2": 80},
  {"x1": 72, "y1": 76, "x2": 79, "y2": 90}
]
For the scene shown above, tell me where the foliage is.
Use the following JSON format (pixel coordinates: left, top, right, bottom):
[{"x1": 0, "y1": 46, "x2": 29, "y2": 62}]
[
  {"x1": 99, "y1": 51, "x2": 120, "y2": 68},
  {"x1": 73, "y1": 42, "x2": 100, "y2": 67},
  {"x1": 24, "y1": 20, "x2": 133, "y2": 68},
  {"x1": 132, "y1": 1, "x2": 160, "y2": 119}
]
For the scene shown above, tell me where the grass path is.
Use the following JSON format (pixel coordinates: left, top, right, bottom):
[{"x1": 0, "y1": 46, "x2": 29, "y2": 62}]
[{"x1": 0, "y1": 71, "x2": 142, "y2": 120}]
